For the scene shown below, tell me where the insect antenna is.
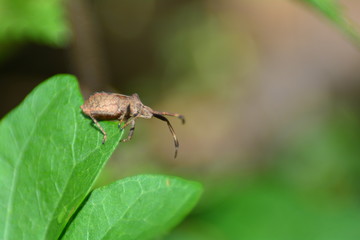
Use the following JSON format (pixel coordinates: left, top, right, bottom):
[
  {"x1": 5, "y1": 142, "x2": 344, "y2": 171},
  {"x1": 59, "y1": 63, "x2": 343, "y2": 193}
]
[
  {"x1": 153, "y1": 114, "x2": 179, "y2": 158},
  {"x1": 152, "y1": 111, "x2": 185, "y2": 124}
]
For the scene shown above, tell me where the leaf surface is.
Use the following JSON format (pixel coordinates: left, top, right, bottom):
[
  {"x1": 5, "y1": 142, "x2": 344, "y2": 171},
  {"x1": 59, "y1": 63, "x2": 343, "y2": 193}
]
[
  {"x1": 62, "y1": 175, "x2": 202, "y2": 240},
  {"x1": 0, "y1": 75, "x2": 123, "y2": 240}
]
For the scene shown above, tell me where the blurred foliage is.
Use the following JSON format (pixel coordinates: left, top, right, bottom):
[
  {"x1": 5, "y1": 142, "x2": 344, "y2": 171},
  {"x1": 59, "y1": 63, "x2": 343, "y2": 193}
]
[
  {"x1": 300, "y1": 0, "x2": 360, "y2": 45},
  {"x1": 182, "y1": 181, "x2": 360, "y2": 240},
  {"x1": 0, "y1": 0, "x2": 69, "y2": 55},
  {"x1": 154, "y1": 4, "x2": 253, "y2": 96},
  {"x1": 275, "y1": 105, "x2": 360, "y2": 193},
  {"x1": 164, "y1": 106, "x2": 360, "y2": 240}
]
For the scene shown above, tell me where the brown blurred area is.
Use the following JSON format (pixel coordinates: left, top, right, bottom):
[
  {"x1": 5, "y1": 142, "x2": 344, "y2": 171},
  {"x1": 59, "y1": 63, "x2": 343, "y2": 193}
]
[{"x1": 1, "y1": 0, "x2": 360, "y2": 177}]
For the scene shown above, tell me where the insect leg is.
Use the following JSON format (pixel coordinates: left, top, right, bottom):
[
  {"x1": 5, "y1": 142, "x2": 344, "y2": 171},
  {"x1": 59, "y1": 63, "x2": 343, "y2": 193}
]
[
  {"x1": 89, "y1": 114, "x2": 107, "y2": 144},
  {"x1": 121, "y1": 120, "x2": 136, "y2": 142},
  {"x1": 121, "y1": 113, "x2": 140, "y2": 129},
  {"x1": 118, "y1": 114, "x2": 125, "y2": 128}
]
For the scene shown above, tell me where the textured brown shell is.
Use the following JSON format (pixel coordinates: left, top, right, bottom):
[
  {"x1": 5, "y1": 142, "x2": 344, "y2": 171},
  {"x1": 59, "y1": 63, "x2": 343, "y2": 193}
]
[{"x1": 81, "y1": 92, "x2": 129, "y2": 120}]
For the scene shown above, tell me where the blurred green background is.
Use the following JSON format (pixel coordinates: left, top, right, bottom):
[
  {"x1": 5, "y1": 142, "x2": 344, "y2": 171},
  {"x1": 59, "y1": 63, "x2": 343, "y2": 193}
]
[{"x1": 1, "y1": 0, "x2": 360, "y2": 239}]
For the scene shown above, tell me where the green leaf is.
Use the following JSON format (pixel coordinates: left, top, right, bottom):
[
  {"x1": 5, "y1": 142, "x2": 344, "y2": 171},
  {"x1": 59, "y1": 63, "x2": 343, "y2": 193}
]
[
  {"x1": 0, "y1": 0, "x2": 69, "y2": 46},
  {"x1": 62, "y1": 174, "x2": 203, "y2": 240},
  {"x1": 0, "y1": 74, "x2": 124, "y2": 240},
  {"x1": 300, "y1": 0, "x2": 360, "y2": 45}
]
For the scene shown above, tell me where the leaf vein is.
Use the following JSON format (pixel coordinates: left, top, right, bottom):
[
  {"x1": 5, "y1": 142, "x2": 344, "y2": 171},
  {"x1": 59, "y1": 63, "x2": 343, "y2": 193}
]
[{"x1": 3, "y1": 90, "x2": 61, "y2": 240}]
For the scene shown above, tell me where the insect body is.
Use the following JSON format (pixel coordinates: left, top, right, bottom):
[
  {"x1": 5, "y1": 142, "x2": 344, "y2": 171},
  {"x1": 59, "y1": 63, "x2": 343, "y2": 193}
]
[{"x1": 81, "y1": 92, "x2": 185, "y2": 158}]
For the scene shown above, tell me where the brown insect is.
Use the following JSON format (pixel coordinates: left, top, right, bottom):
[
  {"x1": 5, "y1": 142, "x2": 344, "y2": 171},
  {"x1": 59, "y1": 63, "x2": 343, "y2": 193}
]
[{"x1": 81, "y1": 92, "x2": 185, "y2": 158}]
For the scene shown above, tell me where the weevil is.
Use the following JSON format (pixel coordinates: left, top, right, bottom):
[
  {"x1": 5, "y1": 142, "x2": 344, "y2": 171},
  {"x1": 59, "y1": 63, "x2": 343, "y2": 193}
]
[{"x1": 81, "y1": 92, "x2": 185, "y2": 158}]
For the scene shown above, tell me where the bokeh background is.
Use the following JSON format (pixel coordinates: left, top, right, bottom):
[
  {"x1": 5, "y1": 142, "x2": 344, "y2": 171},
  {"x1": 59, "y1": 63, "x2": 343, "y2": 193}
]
[{"x1": 1, "y1": 0, "x2": 360, "y2": 239}]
